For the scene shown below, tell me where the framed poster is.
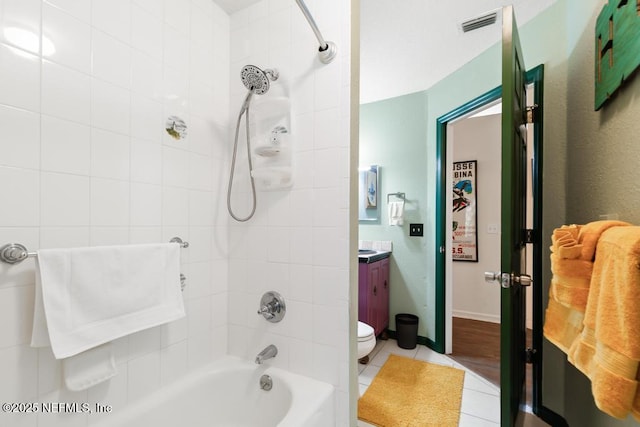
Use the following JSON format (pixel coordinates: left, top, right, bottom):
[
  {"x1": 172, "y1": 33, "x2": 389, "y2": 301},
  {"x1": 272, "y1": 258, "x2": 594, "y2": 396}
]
[{"x1": 452, "y1": 160, "x2": 478, "y2": 262}]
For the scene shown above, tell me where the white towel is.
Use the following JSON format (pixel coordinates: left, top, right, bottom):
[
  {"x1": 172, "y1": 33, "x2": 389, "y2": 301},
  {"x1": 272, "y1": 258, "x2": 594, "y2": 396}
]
[
  {"x1": 32, "y1": 243, "x2": 185, "y2": 358},
  {"x1": 388, "y1": 201, "x2": 405, "y2": 226},
  {"x1": 62, "y1": 343, "x2": 117, "y2": 391},
  {"x1": 31, "y1": 243, "x2": 185, "y2": 389}
]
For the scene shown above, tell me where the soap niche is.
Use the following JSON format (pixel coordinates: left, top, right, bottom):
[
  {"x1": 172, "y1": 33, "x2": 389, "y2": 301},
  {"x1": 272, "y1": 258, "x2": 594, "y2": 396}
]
[{"x1": 250, "y1": 96, "x2": 292, "y2": 190}]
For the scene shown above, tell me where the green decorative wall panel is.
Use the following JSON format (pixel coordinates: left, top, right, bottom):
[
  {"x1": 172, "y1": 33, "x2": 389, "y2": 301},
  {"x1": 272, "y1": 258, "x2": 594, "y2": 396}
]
[{"x1": 594, "y1": 0, "x2": 640, "y2": 110}]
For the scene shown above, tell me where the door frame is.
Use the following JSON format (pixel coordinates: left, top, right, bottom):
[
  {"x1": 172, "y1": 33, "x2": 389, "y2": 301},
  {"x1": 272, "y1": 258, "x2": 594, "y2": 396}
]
[{"x1": 434, "y1": 65, "x2": 567, "y2": 425}]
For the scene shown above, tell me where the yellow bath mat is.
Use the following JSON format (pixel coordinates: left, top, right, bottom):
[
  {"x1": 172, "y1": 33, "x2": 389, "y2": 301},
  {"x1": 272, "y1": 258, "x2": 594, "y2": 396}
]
[{"x1": 358, "y1": 354, "x2": 465, "y2": 427}]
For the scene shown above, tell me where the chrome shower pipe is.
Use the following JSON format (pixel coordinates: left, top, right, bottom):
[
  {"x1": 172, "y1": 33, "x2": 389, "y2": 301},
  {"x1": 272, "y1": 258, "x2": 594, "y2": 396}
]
[{"x1": 294, "y1": 0, "x2": 337, "y2": 64}]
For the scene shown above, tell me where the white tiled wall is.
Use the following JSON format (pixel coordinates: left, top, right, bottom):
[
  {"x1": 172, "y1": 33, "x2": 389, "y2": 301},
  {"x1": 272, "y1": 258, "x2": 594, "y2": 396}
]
[
  {"x1": 227, "y1": 0, "x2": 352, "y2": 425},
  {"x1": 0, "y1": 1, "x2": 230, "y2": 426}
]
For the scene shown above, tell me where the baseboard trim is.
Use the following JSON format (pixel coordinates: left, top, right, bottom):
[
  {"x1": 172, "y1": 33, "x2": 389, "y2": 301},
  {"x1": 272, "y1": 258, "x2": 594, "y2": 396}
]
[{"x1": 452, "y1": 310, "x2": 500, "y2": 324}]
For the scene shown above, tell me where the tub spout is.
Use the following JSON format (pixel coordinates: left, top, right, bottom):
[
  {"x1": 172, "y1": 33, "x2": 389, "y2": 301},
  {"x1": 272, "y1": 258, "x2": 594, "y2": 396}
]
[{"x1": 255, "y1": 344, "x2": 278, "y2": 364}]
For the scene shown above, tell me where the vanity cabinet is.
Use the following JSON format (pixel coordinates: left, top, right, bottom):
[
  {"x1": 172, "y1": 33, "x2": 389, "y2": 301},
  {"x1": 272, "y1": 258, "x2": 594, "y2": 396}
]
[{"x1": 358, "y1": 256, "x2": 390, "y2": 337}]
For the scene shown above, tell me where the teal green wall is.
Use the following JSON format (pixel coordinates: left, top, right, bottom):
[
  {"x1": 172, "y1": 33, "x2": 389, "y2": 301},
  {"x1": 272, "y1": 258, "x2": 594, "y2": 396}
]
[
  {"x1": 359, "y1": 92, "x2": 430, "y2": 337},
  {"x1": 361, "y1": 2, "x2": 640, "y2": 424}
]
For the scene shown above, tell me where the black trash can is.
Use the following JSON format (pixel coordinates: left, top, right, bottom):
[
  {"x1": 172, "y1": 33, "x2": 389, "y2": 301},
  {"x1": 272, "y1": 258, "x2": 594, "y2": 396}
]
[{"x1": 395, "y1": 313, "x2": 419, "y2": 349}]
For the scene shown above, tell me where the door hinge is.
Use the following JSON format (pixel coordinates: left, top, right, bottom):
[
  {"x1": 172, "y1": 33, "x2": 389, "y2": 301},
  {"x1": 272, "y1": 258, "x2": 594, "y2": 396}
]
[
  {"x1": 526, "y1": 104, "x2": 538, "y2": 124},
  {"x1": 525, "y1": 347, "x2": 538, "y2": 364},
  {"x1": 524, "y1": 229, "x2": 536, "y2": 244}
]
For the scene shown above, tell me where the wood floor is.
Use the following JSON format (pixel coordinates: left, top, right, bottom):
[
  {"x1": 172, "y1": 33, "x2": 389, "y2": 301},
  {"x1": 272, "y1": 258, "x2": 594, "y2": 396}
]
[
  {"x1": 449, "y1": 317, "x2": 501, "y2": 386},
  {"x1": 448, "y1": 317, "x2": 533, "y2": 406}
]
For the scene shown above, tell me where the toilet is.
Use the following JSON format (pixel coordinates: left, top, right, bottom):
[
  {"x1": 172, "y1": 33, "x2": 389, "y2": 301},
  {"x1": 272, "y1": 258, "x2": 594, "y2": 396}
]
[{"x1": 357, "y1": 321, "x2": 376, "y2": 362}]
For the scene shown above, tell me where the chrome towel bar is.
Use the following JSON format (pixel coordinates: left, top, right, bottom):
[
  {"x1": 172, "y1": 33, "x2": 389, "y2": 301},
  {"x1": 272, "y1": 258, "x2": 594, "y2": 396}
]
[
  {"x1": 0, "y1": 237, "x2": 190, "y2": 265},
  {"x1": 387, "y1": 192, "x2": 406, "y2": 203}
]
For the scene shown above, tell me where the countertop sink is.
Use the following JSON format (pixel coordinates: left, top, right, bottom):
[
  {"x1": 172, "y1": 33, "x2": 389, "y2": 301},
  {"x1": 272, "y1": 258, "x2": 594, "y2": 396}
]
[
  {"x1": 358, "y1": 249, "x2": 391, "y2": 263},
  {"x1": 358, "y1": 249, "x2": 377, "y2": 255}
]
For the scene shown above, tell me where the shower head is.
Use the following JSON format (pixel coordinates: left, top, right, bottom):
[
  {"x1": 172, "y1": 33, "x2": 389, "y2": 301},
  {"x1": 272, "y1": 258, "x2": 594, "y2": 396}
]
[{"x1": 240, "y1": 65, "x2": 279, "y2": 95}]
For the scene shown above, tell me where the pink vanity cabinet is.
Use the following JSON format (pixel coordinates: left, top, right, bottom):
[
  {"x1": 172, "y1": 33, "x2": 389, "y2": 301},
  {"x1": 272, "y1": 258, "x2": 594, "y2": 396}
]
[{"x1": 358, "y1": 254, "x2": 390, "y2": 337}]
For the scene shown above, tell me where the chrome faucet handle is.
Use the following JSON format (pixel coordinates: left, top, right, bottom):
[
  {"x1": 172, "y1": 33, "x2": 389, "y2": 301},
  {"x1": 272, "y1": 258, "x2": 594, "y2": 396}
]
[
  {"x1": 256, "y1": 291, "x2": 286, "y2": 323},
  {"x1": 257, "y1": 304, "x2": 275, "y2": 319}
]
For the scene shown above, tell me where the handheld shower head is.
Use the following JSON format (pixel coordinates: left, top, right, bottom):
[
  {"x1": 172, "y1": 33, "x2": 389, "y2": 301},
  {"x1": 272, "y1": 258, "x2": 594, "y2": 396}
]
[{"x1": 240, "y1": 65, "x2": 279, "y2": 95}]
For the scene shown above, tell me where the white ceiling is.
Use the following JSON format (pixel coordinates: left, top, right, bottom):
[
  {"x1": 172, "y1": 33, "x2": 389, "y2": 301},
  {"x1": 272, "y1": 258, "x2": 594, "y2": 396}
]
[
  {"x1": 211, "y1": 0, "x2": 261, "y2": 14},
  {"x1": 360, "y1": 0, "x2": 558, "y2": 103},
  {"x1": 211, "y1": 0, "x2": 559, "y2": 103}
]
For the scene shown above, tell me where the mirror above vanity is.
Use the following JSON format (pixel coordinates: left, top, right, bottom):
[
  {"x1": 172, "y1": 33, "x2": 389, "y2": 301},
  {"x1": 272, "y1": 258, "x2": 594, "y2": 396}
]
[{"x1": 358, "y1": 165, "x2": 379, "y2": 222}]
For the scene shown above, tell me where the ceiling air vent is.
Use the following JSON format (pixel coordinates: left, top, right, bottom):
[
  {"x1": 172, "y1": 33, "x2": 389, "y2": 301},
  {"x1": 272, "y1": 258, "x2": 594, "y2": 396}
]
[{"x1": 461, "y1": 11, "x2": 498, "y2": 33}]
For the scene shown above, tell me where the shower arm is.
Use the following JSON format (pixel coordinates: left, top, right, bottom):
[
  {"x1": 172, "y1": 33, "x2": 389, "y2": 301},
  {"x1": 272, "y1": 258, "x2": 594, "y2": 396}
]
[{"x1": 294, "y1": 0, "x2": 337, "y2": 64}]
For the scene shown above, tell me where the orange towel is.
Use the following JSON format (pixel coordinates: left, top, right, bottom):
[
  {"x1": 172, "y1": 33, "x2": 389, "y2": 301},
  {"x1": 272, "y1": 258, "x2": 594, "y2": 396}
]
[
  {"x1": 544, "y1": 221, "x2": 629, "y2": 353},
  {"x1": 568, "y1": 226, "x2": 640, "y2": 420}
]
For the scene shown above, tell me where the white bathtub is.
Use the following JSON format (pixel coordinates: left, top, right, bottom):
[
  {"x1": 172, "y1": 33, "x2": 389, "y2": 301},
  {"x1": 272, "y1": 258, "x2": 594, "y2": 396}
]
[{"x1": 93, "y1": 357, "x2": 334, "y2": 427}]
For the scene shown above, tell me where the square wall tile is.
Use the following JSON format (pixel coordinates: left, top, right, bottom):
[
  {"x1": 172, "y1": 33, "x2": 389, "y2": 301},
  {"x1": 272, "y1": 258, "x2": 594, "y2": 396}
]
[
  {"x1": 41, "y1": 172, "x2": 90, "y2": 226},
  {"x1": 130, "y1": 183, "x2": 162, "y2": 226},
  {"x1": 186, "y1": 297, "x2": 211, "y2": 337},
  {"x1": 132, "y1": 0, "x2": 163, "y2": 20},
  {"x1": 185, "y1": 261, "x2": 212, "y2": 299},
  {"x1": 189, "y1": 7, "x2": 213, "y2": 50},
  {"x1": 131, "y1": 4, "x2": 163, "y2": 59},
  {"x1": 130, "y1": 138, "x2": 162, "y2": 184},
  {"x1": 186, "y1": 116, "x2": 213, "y2": 156},
  {"x1": 160, "y1": 341, "x2": 187, "y2": 386},
  {"x1": 188, "y1": 152, "x2": 213, "y2": 191},
  {"x1": 313, "y1": 108, "x2": 341, "y2": 150},
  {"x1": 164, "y1": 0, "x2": 189, "y2": 33},
  {"x1": 0, "y1": 285, "x2": 35, "y2": 349},
  {"x1": 131, "y1": 52, "x2": 163, "y2": 101},
  {"x1": 0, "y1": 167, "x2": 39, "y2": 226},
  {"x1": 90, "y1": 178, "x2": 130, "y2": 226},
  {"x1": 0, "y1": 0, "x2": 41, "y2": 54},
  {"x1": 43, "y1": 0, "x2": 90, "y2": 22},
  {"x1": 131, "y1": 94, "x2": 163, "y2": 142},
  {"x1": 188, "y1": 190, "x2": 213, "y2": 226},
  {"x1": 41, "y1": 115, "x2": 90, "y2": 175},
  {"x1": 0, "y1": 104, "x2": 40, "y2": 169},
  {"x1": 91, "y1": 0, "x2": 131, "y2": 44},
  {"x1": 127, "y1": 352, "x2": 160, "y2": 403},
  {"x1": 0, "y1": 44, "x2": 40, "y2": 111},
  {"x1": 162, "y1": 146, "x2": 189, "y2": 188},
  {"x1": 91, "y1": 227, "x2": 130, "y2": 246},
  {"x1": 91, "y1": 78, "x2": 131, "y2": 135},
  {"x1": 161, "y1": 316, "x2": 187, "y2": 347},
  {"x1": 0, "y1": 345, "x2": 38, "y2": 402},
  {"x1": 187, "y1": 332, "x2": 212, "y2": 370},
  {"x1": 91, "y1": 128, "x2": 130, "y2": 180},
  {"x1": 162, "y1": 66, "x2": 189, "y2": 111},
  {"x1": 91, "y1": 29, "x2": 132, "y2": 89},
  {"x1": 90, "y1": 230, "x2": 130, "y2": 252},
  {"x1": 40, "y1": 227, "x2": 90, "y2": 249},
  {"x1": 163, "y1": 24, "x2": 189, "y2": 72},
  {"x1": 162, "y1": 186, "x2": 189, "y2": 226},
  {"x1": 42, "y1": 3, "x2": 91, "y2": 74},
  {"x1": 42, "y1": 59, "x2": 91, "y2": 124}
]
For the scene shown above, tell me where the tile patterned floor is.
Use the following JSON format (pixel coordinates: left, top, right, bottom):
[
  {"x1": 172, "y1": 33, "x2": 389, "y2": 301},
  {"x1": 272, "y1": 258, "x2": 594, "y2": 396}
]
[{"x1": 357, "y1": 338, "x2": 500, "y2": 426}]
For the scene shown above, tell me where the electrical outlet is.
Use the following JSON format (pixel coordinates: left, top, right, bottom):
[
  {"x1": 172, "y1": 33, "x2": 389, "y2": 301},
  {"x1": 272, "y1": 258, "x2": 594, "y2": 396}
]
[{"x1": 409, "y1": 223, "x2": 423, "y2": 237}]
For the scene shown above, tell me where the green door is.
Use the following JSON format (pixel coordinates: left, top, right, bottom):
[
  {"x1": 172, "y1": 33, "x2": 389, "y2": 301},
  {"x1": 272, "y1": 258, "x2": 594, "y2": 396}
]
[{"x1": 500, "y1": 5, "x2": 528, "y2": 426}]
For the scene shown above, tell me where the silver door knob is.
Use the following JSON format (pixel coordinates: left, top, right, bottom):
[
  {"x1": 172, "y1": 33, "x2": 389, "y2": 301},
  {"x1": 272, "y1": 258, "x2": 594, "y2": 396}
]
[
  {"x1": 484, "y1": 271, "x2": 501, "y2": 283},
  {"x1": 485, "y1": 271, "x2": 532, "y2": 288},
  {"x1": 514, "y1": 274, "x2": 532, "y2": 286}
]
